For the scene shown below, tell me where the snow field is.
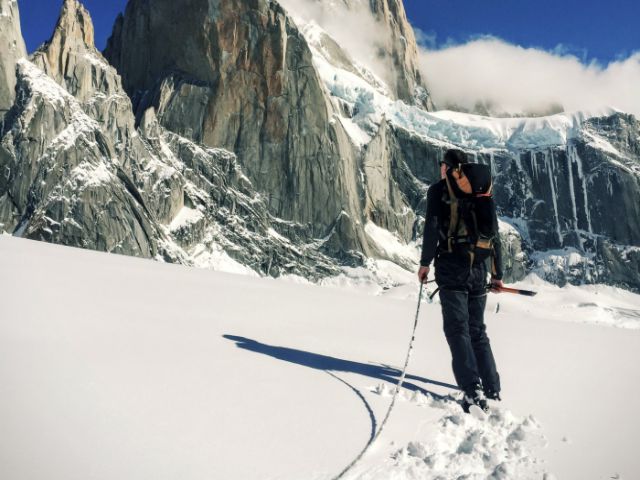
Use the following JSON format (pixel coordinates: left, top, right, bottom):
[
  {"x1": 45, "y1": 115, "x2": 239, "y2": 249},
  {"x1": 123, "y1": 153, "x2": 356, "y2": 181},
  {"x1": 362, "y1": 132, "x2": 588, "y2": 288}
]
[{"x1": 1, "y1": 236, "x2": 639, "y2": 480}]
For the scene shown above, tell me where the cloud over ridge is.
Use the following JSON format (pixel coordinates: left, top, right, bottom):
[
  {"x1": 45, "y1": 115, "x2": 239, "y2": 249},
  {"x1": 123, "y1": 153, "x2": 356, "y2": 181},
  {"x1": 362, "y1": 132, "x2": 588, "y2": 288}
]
[
  {"x1": 276, "y1": 1, "x2": 639, "y2": 118},
  {"x1": 418, "y1": 37, "x2": 640, "y2": 117}
]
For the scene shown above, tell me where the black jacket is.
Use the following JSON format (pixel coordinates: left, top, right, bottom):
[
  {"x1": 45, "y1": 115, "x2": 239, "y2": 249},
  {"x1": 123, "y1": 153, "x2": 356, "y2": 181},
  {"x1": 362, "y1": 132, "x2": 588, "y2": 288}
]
[{"x1": 420, "y1": 179, "x2": 504, "y2": 280}]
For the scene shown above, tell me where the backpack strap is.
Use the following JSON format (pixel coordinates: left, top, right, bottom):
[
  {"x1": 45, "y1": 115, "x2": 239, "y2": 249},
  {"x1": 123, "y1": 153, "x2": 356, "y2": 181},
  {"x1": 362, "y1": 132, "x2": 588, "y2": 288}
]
[
  {"x1": 445, "y1": 167, "x2": 475, "y2": 252},
  {"x1": 444, "y1": 173, "x2": 458, "y2": 253},
  {"x1": 491, "y1": 245, "x2": 498, "y2": 277}
]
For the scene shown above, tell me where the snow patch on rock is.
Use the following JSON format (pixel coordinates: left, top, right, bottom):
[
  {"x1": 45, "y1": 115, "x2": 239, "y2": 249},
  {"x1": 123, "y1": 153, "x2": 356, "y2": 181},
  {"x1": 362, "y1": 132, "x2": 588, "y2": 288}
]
[
  {"x1": 70, "y1": 161, "x2": 114, "y2": 189},
  {"x1": 191, "y1": 240, "x2": 259, "y2": 277},
  {"x1": 169, "y1": 206, "x2": 204, "y2": 232}
]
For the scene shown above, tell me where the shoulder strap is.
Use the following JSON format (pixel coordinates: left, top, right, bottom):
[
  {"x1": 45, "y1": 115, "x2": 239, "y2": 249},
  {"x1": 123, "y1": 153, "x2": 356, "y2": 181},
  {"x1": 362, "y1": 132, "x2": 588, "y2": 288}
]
[{"x1": 444, "y1": 174, "x2": 458, "y2": 253}]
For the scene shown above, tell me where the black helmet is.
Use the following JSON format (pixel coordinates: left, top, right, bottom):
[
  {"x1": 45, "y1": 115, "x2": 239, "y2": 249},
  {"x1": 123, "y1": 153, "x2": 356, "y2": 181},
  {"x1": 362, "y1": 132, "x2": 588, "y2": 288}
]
[{"x1": 442, "y1": 149, "x2": 468, "y2": 169}]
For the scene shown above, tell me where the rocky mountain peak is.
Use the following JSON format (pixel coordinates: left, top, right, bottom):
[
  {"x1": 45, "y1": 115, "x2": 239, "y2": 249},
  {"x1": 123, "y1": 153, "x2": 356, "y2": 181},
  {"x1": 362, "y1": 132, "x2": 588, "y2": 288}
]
[
  {"x1": 358, "y1": 0, "x2": 432, "y2": 109},
  {"x1": 54, "y1": 0, "x2": 95, "y2": 49},
  {"x1": 32, "y1": 0, "x2": 124, "y2": 103},
  {"x1": 0, "y1": 0, "x2": 27, "y2": 120}
]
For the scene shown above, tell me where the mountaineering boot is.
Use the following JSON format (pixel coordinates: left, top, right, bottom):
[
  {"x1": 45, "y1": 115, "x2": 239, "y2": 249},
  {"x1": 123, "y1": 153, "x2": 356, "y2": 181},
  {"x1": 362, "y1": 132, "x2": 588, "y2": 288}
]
[
  {"x1": 485, "y1": 389, "x2": 501, "y2": 401},
  {"x1": 461, "y1": 384, "x2": 489, "y2": 413}
]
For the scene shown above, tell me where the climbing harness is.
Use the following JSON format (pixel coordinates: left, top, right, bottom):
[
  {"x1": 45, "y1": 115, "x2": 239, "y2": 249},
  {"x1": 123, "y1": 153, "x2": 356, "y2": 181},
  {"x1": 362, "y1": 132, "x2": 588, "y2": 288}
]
[{"x1": 331, "y1": 284, "x2": 425, "y2": 480}]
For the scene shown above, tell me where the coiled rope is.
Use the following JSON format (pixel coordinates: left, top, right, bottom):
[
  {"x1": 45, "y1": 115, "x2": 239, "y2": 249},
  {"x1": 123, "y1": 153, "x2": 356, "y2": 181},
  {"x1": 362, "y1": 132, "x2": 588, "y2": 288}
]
[{"x1": 331, "y1": 284, "x2": 425, "y2": 480}]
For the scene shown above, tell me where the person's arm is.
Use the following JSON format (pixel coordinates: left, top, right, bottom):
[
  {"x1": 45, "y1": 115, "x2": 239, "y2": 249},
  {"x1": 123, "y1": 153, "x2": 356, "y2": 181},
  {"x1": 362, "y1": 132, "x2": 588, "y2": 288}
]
[{"x1": 420, "y1": 183, "x2": 441, "y2": 268}]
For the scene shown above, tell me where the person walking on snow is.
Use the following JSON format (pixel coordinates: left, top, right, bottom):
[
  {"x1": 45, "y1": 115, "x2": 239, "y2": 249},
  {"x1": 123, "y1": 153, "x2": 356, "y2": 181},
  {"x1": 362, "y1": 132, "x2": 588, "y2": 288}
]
[{"x1": 417, "y1": 149, "x2": 504, "y2": 413}]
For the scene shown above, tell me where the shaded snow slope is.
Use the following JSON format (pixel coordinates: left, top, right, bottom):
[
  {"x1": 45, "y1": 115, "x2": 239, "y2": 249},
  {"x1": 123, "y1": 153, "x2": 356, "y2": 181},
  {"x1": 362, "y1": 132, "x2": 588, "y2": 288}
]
[{"x1": 1, "y1": 236, "x2": 639, "y2": 480}]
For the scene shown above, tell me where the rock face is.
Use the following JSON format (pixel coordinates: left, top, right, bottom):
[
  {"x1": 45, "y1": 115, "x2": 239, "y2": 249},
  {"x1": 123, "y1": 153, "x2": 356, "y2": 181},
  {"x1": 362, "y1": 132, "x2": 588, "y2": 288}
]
[
  {"x1": 386, "y1": 115, "x2": 640, "y2": 290},
  {"x1": 31, "y1": 0, "x2": 141, "y2": 172},
  {"x1": 490, "y1": 137, "x2": 640, "y2": 252},
  {"x1": 104, "y1": 0, "x2": 369, "y2": 254},
  {"x1": 465, "y1": 114, "x2": 640, "y2": 291},
  {"x1": 31, "y1": 0, "x2": 99, "y2": 99},
  {"x1": 1, "y1": 0, "x2": 343, "y2": 278},
  {"x1": 0, "y1": 0, "x2": 161, "y2": 257},
  {"x1": 0, "y1": 60, "x2": 160, "y2": 257},
  {"x1": 0, "y1": 0, "x2": 27, "y2": 122},
  {"x1": 345, "y1": 0, "x2": 433, "y2": 109}
]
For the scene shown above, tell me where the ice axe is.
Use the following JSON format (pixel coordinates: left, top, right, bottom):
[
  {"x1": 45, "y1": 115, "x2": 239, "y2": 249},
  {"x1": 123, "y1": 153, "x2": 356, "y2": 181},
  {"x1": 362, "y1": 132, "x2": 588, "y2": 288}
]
[
  {"x1": 424, "y1": 281, "x2": 537, "y2": 302},
  {"x1": 487, "y1": 284, "x2": 538, "y2": 296}
]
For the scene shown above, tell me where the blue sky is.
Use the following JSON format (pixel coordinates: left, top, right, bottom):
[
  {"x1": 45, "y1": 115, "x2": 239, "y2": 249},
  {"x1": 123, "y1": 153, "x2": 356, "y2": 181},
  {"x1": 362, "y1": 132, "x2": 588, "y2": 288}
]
[
  {"x1": 404, "y1": 0, "x2": 639, "y2": 65},
  {"x1": 18, "y1": 0, "x2": 639, "y2": 65},
  {"x1": 19, "y1": 0, "x2": 127, "y2": 52}
]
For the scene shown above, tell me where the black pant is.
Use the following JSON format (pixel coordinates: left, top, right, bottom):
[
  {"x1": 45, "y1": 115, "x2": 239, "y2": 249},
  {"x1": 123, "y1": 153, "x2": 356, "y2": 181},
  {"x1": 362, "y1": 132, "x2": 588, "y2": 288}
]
[{"x1": 435, "y1": 253, "x2": 500, "y2": 394}]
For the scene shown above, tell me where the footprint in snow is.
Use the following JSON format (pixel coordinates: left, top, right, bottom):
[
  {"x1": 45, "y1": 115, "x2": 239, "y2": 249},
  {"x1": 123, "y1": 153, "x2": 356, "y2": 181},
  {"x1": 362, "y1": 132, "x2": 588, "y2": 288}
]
[{"x1": 354, "y1": 393, "x2": 552, "y2": 480}]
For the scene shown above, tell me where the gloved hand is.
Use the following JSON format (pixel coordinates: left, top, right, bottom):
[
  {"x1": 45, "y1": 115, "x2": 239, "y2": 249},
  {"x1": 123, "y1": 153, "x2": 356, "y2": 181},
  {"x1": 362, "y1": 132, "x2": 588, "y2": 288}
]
[
  {"x1": 417, "y1": 266, "x2": 430, "y2": 284},
  {"x1": 490, "y1": 277, "x2": 504, "y2": 293}
]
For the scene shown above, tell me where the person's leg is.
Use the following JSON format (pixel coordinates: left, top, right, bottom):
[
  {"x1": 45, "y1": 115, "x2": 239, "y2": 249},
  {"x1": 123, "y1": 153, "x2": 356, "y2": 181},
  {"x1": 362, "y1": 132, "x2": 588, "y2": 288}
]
[
  {"x1": 439, "y1": 288, "x2": 482, "y2": 391},
  {"x1": 467, "y1": 264, "x2": 501, "y2": 394}
]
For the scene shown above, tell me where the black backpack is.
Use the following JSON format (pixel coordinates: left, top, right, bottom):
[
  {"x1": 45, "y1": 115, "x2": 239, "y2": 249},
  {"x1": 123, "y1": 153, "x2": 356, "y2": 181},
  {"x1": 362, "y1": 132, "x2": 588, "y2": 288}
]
[{"x1": 443, "y1": 163, "x2": 498, "y2": 265}]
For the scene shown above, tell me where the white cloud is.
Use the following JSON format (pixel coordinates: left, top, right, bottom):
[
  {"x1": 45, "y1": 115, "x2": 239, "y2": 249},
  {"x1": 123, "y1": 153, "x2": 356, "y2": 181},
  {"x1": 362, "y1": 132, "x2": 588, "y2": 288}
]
[
  {"x1": 277, "y1": 0, "x2": 392, "y2": 85},
  {"x1": 418, "y1": 37, "x2": 640, "y2": 117},
  {"x1": 277, "y1": 2, "x2": 640, "y2": 118}
]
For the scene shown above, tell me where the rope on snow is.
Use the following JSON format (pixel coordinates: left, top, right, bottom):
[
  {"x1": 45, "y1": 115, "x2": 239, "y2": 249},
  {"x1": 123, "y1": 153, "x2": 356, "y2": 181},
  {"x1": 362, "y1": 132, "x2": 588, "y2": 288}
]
[{"x1": 331, "y1": 284, "x2": 425, "y2": 480}]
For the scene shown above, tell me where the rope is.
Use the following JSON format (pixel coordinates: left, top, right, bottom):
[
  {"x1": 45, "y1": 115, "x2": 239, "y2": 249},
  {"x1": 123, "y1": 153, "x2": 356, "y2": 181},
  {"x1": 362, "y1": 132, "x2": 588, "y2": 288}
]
[{"x1": 331, "y1": 284, "x2": 425, "y2": 480}]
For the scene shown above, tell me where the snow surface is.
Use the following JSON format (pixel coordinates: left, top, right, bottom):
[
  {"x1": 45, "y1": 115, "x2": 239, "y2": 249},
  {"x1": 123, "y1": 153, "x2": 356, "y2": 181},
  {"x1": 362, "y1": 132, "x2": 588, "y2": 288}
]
[{"x1": 1, "y1": 236, "x2": 639, "y2": 480}]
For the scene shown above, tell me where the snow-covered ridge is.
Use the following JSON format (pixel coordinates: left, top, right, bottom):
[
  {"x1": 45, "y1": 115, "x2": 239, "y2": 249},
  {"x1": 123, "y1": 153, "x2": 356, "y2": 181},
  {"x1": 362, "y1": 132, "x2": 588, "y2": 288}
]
[
  {"x1": 4, "y1": 0, "x2": 638, "y2": 295},
  {"x1": 394, "y1": 106, "x2": 621, "y2": 151},
  {"x1": 17, "y1": 58, "x2": 74, "y2": 106},
  {"x1": 16, "y1": 59, "x2": 102, "y2": 150},
  {"x1": 299, "y1": 19, "x2": 624, "y2": 153},
  {"x1": 169, "y1": 206, "x2": 204, "y2": 232},
  {"x1": 70, "y1": 161, "x2": 114, "y2": 189},
  {"x1": 12, "y1": 59, "x2": 120, "y2": 190}
]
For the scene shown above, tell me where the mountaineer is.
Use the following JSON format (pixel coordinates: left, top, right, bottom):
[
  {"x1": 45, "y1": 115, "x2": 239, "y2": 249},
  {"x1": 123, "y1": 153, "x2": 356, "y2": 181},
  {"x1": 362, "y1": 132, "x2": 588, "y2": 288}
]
[{"x1": 418, "y1": 149, "x2": 504, "y2": 413}]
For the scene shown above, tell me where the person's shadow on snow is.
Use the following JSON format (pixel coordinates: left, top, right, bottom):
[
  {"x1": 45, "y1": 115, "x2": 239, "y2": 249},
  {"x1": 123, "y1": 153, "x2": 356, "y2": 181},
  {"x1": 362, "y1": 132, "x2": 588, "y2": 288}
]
[{"x1": 223, "y1": 334, "x2": 458, "y2": 399}]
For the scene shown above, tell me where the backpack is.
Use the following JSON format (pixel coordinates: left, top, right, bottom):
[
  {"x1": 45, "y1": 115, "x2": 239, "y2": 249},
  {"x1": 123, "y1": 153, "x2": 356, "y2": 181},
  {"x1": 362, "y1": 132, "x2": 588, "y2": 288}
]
[{"x1": 442, "y1": 163, "x2": 498, "y2": 266}]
